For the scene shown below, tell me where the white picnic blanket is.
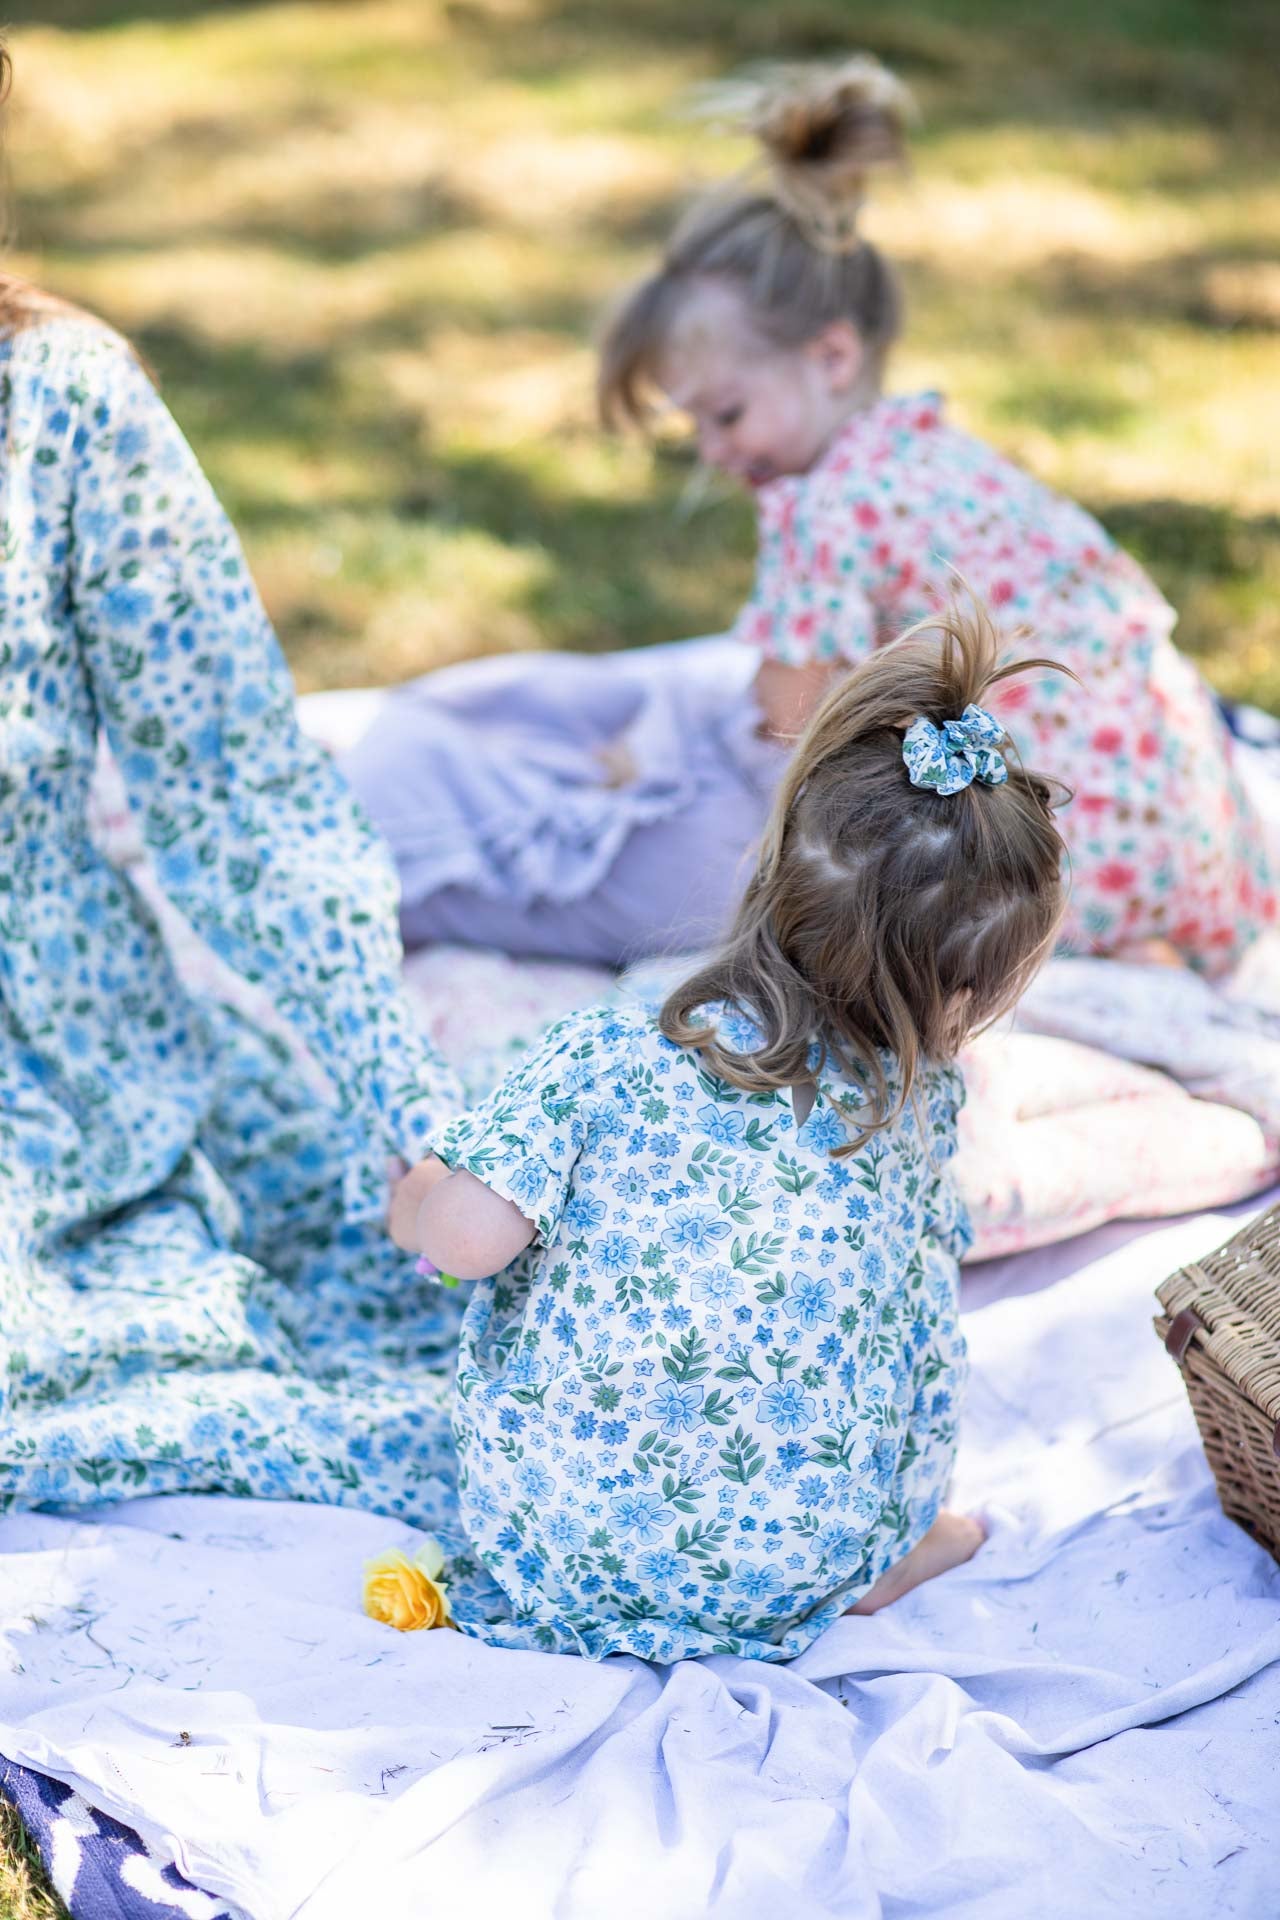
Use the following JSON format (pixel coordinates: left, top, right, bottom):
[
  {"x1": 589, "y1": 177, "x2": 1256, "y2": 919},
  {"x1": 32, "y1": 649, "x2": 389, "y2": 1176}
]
[{"x1": 1, "y1": 1197, "x2": 1277, "y2": 1919}]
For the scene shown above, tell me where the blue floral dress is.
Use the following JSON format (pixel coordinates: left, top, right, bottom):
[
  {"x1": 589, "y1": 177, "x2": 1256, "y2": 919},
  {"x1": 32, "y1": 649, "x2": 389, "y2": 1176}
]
[
  {"x1": 431, "y1": 999, "x2": 970, "y2": 1663},
  {"x1": 0, "y1": 314, "x2": 465, "y2": 1518}
]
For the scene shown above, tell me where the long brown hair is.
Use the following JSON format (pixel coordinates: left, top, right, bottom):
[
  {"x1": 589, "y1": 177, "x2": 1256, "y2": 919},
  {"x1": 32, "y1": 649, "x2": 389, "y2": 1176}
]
[
  {"x1": 599, "y1": 56, "x2": 913, "y2": 430},
  {"x1": 0, "y1": 40, "x2": 76, "y2": 340},
  {"x1": 660, "y1": 599, "x2": 1070, "y2": 1152}
]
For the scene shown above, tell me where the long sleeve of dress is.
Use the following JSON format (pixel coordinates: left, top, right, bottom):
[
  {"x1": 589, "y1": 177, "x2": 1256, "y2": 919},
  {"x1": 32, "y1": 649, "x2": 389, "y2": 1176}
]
[{"x1": 65, "y1": 324, "x2": 462, "y2": 1217}]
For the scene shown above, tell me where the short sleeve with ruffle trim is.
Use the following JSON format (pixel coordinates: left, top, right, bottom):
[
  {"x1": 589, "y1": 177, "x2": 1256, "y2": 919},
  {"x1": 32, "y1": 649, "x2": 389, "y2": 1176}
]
[
  {"x1": 730, "y1": 478, "x2": 876, "y2": 666},
  {"x1": 428, "y1": 1004, "x2": 621, "y2": 1244}
]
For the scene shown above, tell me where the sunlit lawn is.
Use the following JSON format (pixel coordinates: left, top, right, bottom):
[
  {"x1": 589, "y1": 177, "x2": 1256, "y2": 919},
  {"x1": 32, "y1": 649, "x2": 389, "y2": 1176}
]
[
  {"x1": 0, "y1": 0, "x2": 1278, "y2": 1907},
  {"x1": 5, "y1": 0, "x2": 1279, "y2": 701}
]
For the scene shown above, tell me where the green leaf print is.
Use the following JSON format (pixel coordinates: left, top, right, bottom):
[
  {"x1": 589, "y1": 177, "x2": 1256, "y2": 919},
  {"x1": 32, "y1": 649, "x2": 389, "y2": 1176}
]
[
  {"x1": 618, "y1": 1591, "x2": 663, "y2": 1623},
  {"x1": 614, "y1": 1271, "x2": 646, "y2": 1313},
  {"x1": 718, "y1": 1181, "x2": 760, "y2": 1224},
  {"x1": 810, "y1": 1424, "x2": 860, "y2": 1472},
  {"x1": 321, "y1": 1456, "x2": 361, "y2": 1490},
  {"x1": 718, "y1": 1425, "x2": 765, "y2": 1485},
  {"x1": 699, "y1": 1387, "x2": 737, "y2": 1427},
  {"x1": 75, "y1": 1458, "x2": 118, "y2": 1490},
  {"x1": 660, "y1": 1473, "x2": 703, "y2": 1515},
  {"x1": 715, "y1": 1345, "x2": 761, "y2": 1385},
  {"x1": 663, "y1": 1327, "x2": 711, "y2": 1384},
  {"x1": 508, "y1": 1384, "x2": 550, "y2": 1408},
  {"x1": 541, "y1": 1089, "x2": 577, "y2": 1125},
  {"x1": 633, "y1": 1430, "x2": 682, "y2": 1478},
  {"x1": 107, "y1": 639, "x2": 145, "y2": 681},
  {"x1": 580, "y1": 1356, "x2": 624, "y2": 1387},
  {"x1": 730, "y1": 1230, "x2": 786, "y2": 1275},
  {"x1": 673, "y1": 1516, "x2": 731, "y2": 1562},
  {"x1": 773, "y1": 1152, "x2": 818, "y2": 1196},
  {"x1": 686, "y1": 1141, "x2": 736, "y2": 1186}
]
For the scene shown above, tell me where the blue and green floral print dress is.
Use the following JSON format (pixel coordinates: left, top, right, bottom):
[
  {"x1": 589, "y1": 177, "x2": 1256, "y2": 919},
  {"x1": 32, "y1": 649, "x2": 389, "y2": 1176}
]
[
  {"x1": 0, "y1": 314, "x2": 465, "y2": 1518},
  {"x1": 431, "y1": 999, "x2": 970, "y2": 1663}
]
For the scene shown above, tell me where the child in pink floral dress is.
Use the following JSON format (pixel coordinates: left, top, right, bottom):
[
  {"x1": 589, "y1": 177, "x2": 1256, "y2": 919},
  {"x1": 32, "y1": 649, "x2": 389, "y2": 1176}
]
[{"x1": 600, "y1": 57, "x2": 1273, "y2": 972}]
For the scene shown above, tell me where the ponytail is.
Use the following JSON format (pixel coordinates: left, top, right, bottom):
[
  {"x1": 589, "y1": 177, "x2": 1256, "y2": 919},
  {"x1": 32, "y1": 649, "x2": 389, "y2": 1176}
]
[{"x1": 659, "y1": 597, "x2": 1070, "y2": 1151}]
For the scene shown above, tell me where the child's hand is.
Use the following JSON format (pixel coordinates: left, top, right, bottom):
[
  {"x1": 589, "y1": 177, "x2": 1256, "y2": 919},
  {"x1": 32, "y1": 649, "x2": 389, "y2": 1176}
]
[
  {"x1": 593, "y1": 733, "x2": 638, "y2": 788},
  {"x1": 387, "y1": 1154, "x2": 453, "y2": 1253}
]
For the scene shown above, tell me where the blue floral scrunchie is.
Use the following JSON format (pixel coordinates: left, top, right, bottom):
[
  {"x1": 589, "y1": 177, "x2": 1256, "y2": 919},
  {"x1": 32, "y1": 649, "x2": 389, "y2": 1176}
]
[{"x1": 902, "y1": 704, "x2": 1009, "y2": 796}]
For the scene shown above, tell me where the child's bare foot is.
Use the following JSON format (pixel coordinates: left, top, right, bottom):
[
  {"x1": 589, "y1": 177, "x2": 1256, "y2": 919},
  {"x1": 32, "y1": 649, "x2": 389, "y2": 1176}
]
[{"x1": 847, "y1": 1510, "x2": 986, "y2": 1615}]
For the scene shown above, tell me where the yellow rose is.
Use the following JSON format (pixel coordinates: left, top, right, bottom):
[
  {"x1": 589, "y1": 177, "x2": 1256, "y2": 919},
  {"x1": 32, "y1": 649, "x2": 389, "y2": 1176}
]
[{"x1": 362, "y1": 1539, "x2": 454, "y2": 1632}]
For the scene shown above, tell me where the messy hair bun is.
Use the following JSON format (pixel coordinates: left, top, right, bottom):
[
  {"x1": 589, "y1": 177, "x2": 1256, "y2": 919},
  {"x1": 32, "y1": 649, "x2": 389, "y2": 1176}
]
[
  {"x1": 598, "y1": 55, "x2": 913, "y2": 428},
  {"x1": 702, "y1": 56, "x2": 914, "y2": 254}
]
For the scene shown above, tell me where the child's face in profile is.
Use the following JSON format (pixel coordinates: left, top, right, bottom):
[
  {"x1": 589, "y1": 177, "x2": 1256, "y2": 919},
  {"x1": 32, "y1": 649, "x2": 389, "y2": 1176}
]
[{"x1": 658, "y1": 279, "x2": 863, "y2": 487}]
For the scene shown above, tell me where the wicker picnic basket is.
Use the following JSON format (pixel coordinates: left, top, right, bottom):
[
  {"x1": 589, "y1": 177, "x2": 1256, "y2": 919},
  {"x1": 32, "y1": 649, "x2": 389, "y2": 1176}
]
[{"x1": 1155, "y1": 1203, "x2": 1280, "y2": 1560}]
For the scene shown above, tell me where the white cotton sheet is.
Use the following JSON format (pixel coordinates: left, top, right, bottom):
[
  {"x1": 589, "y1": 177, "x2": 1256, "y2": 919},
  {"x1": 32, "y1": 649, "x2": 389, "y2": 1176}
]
[{"x1": 1, "y1": 1200, "x2": 1278, "y2": 1920}]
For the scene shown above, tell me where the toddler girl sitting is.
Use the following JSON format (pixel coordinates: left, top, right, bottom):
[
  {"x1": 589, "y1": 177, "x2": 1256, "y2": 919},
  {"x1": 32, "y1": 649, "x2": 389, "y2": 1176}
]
[
  {"x1": 389, "y1": 601, "x2": 1066, "y2": 1661},
  {"x1": 598, "y1": 56, "x2": 1272, "y2": 973}
]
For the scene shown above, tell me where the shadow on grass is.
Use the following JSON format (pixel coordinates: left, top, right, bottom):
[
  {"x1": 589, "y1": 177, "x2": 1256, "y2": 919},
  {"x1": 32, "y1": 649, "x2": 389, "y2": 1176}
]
[
  {"x1": 527, "y1": 0, "x2": 1277, "y2": 121},
  {"x1": 134, "y1": 300, "x2": 1280, "y2": 666},
  {"x1": 437, "y1": 442, "x2": 754, "y2": 651},
  {"x1": 9, "y1": 0, "x2": 342, "y2": 23},
  {"x1": 1094, "y1": 498, "x2": 1280, "y2": 584},
  {"x1": 1089, "y1": 496, "x2": 1280, "y2": 702},
  {"x1": 14, "y1": 0, "x2": 1277, "y2": 316},
  {"x1": 992, "y1": 370, "x2": 1142, "y2": 438},
  {"x1": 12, "y1": 93, "x2": 489, "y2": 267},
  {"x1": 1040, "y1": 247, "x2": 1280, "y2": 334},
  {"x1": 138, "y1": 321, "x2": 378, "y2": 445},
  {"x1": 127, "y1": 313, "x2": 751, "y2": 656}
]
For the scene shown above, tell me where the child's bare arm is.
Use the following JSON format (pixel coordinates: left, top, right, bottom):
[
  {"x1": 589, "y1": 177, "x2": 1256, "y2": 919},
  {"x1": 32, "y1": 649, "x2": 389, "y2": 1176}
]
[
  {"x1": 389, "y1": 1154, "x2": 536, "y2": 1279},
  {"x1": 752, "y1": 658, "x2": 843, "y2": 741}
]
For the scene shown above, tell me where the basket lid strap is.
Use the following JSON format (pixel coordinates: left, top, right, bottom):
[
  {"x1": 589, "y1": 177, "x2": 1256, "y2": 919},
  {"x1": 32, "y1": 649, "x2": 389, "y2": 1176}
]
[
  {"x1": 1165, "y1": 1307, "x2": 1280, "y2": 1456},
  {"x1": 1165, "y1": 1306, "x2": 1205, "y2": 1365}
]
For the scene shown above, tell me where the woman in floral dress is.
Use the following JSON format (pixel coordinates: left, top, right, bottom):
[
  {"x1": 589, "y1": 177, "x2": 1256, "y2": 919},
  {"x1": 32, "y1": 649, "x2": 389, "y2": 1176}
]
[{"x1": 0, "y1": 253, "x2": 465, "y2": 1518}]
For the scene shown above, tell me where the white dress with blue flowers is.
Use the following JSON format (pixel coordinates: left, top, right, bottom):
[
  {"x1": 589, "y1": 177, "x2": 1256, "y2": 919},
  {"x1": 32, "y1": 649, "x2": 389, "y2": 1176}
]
[
  {"x1": 431, "y1": 999, "x2": 970, "y2": 1663},
  {"x1": 0, "y1": 314, "x2": 466, "y2": 1517}
]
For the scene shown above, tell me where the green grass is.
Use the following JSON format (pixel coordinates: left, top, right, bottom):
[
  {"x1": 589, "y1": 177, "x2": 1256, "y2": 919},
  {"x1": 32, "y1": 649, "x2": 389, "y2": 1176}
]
[
  {"x1": 0, "y1": 0, "x2": 1278, "y2": 1907},
  {"x1": 3, "y1": 0, "x2": 1277, "y2": 699},
  {"x1": 0, "y1": 1795, "x2": 70, "y2": 1920}
]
